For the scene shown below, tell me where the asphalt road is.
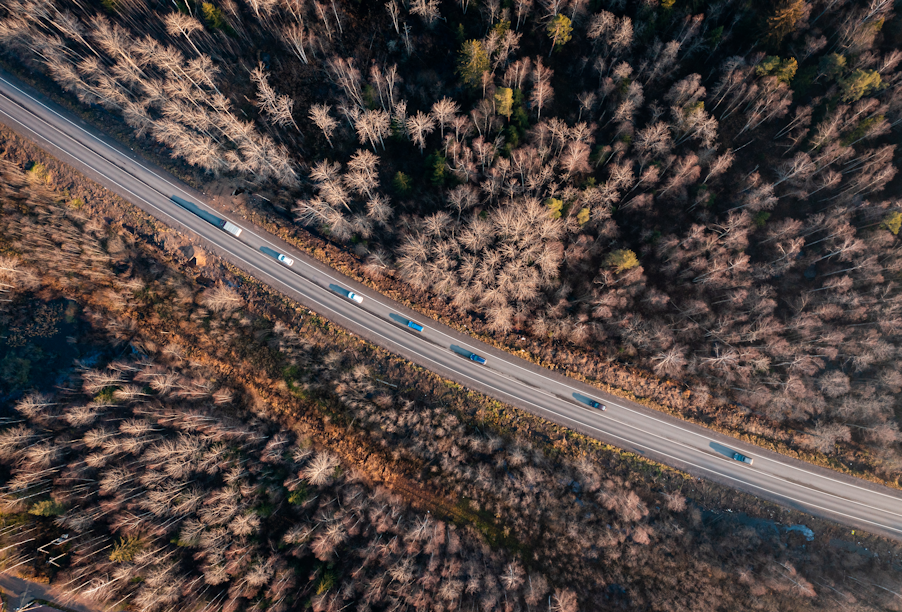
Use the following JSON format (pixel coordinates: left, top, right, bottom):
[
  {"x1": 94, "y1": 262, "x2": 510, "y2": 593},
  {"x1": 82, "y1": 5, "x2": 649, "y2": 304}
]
[
  {"x1": 0, "y1": 572, "x2": 100, "y2": 612},
  {"x1": 2, "y1": 70, "x2": 901, "y2": 541}
]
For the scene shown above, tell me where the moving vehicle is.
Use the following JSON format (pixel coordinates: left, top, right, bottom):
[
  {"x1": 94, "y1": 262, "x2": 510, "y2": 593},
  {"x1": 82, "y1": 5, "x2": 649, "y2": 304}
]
[
  {"x1": 277, "y1": 253, "x2": 294, "y2": 266},
  {"x1": 588, "y1": 399, "x2": 606, "y2": 411},
  {"x1": 732, "y1": 452, "x2": 754, "y2": 466},
  {"x1": 171, "y1": 195, "x2": 242, "y2": 237},
  {"x1": 347, "y1": 292, "x2": 364, "y2": 304},
  {"x1": 218, "y1": 218, "x2": 242, "y2": 237},
  {"x1": 469, "y1": 353, "x2": 487, "y2": 364},
  {"x1": 407, "y1": 320, "x2": 424, "y2": 332}
]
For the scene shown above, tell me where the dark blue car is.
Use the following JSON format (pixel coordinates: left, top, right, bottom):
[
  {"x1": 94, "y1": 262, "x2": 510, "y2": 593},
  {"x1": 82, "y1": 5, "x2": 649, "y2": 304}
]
[
  {"x1": 407, "y1": 321, "x2": 424, "y2": 332},
  {"x1": 469, "y1": 353, "x2": 487, "y2": 364}
]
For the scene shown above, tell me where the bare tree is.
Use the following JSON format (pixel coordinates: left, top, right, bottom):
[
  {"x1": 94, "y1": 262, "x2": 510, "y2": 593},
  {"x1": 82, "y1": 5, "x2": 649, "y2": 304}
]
[
  {"x1": 281, "y1": 24, "x2": 314, "y2": 65},
  {"x1": 531, "y1": 59, "x2": 554, "y2": 119},
  {"x1": 410, "y1": 0, "x2": 441, "y2": 26},
  {"x1": 309, "y1": 104, "x2": 338, "y2": 148},
  {"x1": 201, "y1": 285, "x2": 243, "y2": 313},
  {"x1": 407, "y1": 111, "x2": 436, "y2": 153},
  {"x1": 163, "y1": 12, "x2": 203, "y2": 56},
  {"x1": 385, "y1": 0, "x2": 401, "y2": 34},
  {"x1": 250, "y1": 63, "x2": 298, "y2": 130},
  {"x1": 355, "y1": 109, "x2": 390, "y2": 150},
  {"x1": 366, "y1": 195, "x2": 393, "y2": 225},
  {"x1": 703, "y1": 150, "x2": 734, "y2": 183},
  {"x1": 431, "y1": 97, "x2": 459, "y2": 138},
  {"x1": 303, "y1": 451, "x2": 340, "y2": 485}
]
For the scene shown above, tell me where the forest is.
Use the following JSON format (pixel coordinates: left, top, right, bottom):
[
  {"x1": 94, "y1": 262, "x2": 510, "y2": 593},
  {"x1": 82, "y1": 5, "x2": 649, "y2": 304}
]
[
  {"x1": 2, "y1": 131, "x2": 902, "y2": 610},
  {"x1": 3, "y1": 0, "x2": 900, "y2": 481}
]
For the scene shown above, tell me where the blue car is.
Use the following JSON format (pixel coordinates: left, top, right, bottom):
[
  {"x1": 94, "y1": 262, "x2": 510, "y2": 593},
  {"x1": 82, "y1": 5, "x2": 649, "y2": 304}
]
[
  {"x1": 732, "y1": 452, "x2": 754, "y2": 466},
  {"x1": 469, "y1": 353, "x2": 487, "y2": 364},
  {"x1": 407, "y1": 321, "x2": 424, "y2": 332},
  {"x1": 588, "y1": 400, "x2": 606, "y2": 411}
]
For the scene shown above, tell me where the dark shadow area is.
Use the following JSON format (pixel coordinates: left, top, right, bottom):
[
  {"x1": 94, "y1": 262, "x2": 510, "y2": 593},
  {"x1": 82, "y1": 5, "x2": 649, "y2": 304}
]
[
  {"x1": 572, "y1": 392, "x2": 596, "y2": 406},
  {"x1": 450, "y1": 345, "x2": 474, "y2": 358},
  {"x1": 328, "y1": 283, "x2": 348, "y2": 296},
  {"x1": 710, "y1": 441, "x2": 737, "y2": 459},
  {"x1": 260, "y1": 246, "x2": 279, "y2": 259},
  {"x1": 388, "y1": 313, "x2": 409, "y2": 326}
]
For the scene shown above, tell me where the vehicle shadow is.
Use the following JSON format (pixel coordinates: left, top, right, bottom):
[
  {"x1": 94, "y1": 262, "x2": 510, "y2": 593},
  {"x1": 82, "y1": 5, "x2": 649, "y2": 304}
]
[
  {"x1": 572, "y1": 392, "x2": 596, "y2": 406},
  {"x1": 328, "y1": 283, "x2": 347, "y2": 295},
  {"x1": 388, "y1": 313, "x2": 409, "y2": 326},
  {"x1": 450, "y1": 345, "x2": 473, "y2": 358},
  {"x1": 260, "y1": 246, "x2": 279, "y2": 259},
  {"x1": 709, "y1": 441, "x2": 737, "y2": 459}
]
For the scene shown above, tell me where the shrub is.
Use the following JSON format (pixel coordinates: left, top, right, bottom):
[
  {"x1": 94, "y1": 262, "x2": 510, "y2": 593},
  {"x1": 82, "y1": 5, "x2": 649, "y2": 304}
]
[
  {"x1": 839, "y1": 69, "x2": 882, "y2": 102},
  {"x1": 604, "y1": 249, "x2": 640, "y2": 273},
  {"x1": 882, "y1": 211, "x2": 902, "y2": 236},
  {"x1": 393, "y1": 171, "x2": 412, "y2": 195},
  {"x1": 545, "y1": 198, "x2": 564, "y2": 219},
  {"x1": 201, "y1": 2, "x2": 228, "y2": 30},
  {"x1": 28, "y1": 500, "x2": 65, "y2": 516},
  {"x1": 110, "y1": 535, "x2": 143, "y2": 563}
]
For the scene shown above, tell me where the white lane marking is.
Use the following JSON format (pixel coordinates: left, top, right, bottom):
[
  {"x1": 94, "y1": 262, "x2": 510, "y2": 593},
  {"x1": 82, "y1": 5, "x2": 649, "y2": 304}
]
[
  {"x1": 0, "y1": 74, "x2": 304, "y2": 261},
  {"x1": 597, "y1": 396, "x2": 902, "y2": 504},
  {"x1": 588, "y1": 401, "x2": 902, "y2": 521},
  {"x1": 3, "y1": 79, "x2": 902, "y2": 527},
  {"x1": 588, "y1": 422, "x2": 902, "y2": 537},
  {"x1": 7, "y1": 73, "x2": 897, "y2": 507}
]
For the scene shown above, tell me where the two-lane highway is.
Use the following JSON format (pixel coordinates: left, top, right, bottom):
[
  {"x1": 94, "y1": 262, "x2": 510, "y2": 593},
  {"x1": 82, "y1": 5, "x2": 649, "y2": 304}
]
[{"x1": 2, "y1": 69, "x2": 901, "y2": 540}]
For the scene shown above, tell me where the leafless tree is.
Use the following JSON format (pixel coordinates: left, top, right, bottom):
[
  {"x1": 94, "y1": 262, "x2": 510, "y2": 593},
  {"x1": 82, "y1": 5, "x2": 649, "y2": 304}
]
[
  {"x1": 281, "y1": 24, "x2": 314, "y2": 65},
  {"x1": 431, "y1": 97, "x2": 459, "y2": 138},
  {"x1": 250, "y1": 63, "x2": 298, "y2": 130},
  {"x1": 410, "y1": 0, "x2": 441, "y2": 25},
  {"x1": 303, "y1": 451, "x2": 340, "y2": 485},
  {"x1": 385, "y1": 0, "x2": 401, "y2": 34},
  {"x1": 703, "y1": 150, "x2": 734, "y2": 183},
  {"x1": 652, "y1": 346, "x2": 687, "y2": 377},
  {"x1": 407, "y1": 111, "x2": 436, "y2": 153},
  {"x1": 163, "y1": 12, "x2": 203, "y2": 56},
  {"x1": 309, "y1": 104, "x2": 338, "y2": 148},
  {"x1": 202, "y1": 285, "x2": 243, "y2": 313},
  {"x1": 531, "y1": 59, "x2": 554, "y2": 119},
  {"x1": 355, "y1": 109, "x2": 390, "y2": 151}
]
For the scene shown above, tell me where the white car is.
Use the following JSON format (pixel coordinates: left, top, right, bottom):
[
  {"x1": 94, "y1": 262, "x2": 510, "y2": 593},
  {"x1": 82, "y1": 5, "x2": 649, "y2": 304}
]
[
  {"x1": 277, "y1": 253, "x2": 294, "y2": 266},
  {"x1": 348, "y1": 292, "x2": 364, "y2": 304}
]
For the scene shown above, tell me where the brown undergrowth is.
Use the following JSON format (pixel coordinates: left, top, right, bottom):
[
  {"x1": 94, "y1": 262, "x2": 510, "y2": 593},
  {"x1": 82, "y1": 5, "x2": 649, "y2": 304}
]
[
  {"x1": 2, "y1": 131, "x2": 902, "y2": 611},
  {"x1": 0, "y1": 106, "x2": 893, "y2": 493}
]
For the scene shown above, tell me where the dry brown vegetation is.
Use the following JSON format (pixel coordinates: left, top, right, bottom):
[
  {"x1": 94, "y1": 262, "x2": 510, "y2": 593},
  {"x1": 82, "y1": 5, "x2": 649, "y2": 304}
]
[
  {"x1": 2, "y1": 134, "x2": 902, "y2": 610},
  {"x1": 2, "y1": 0, "x2": 901, "y2": 484}
]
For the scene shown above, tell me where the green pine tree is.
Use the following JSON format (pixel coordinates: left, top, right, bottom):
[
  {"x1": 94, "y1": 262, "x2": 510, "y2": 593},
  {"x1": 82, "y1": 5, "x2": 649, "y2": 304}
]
[
  {"x1": 457, "y1": 40, "x2": 490, "y2": 88},
  {"x1": 547, "y1": 14, "x2": 573, "y2": 54},
  {"x1": 839, "y1": 69, "x2": 882, "y2": 102},
  {"x1": 495, "y1": 87, "x2": 513, "y2": 120}
]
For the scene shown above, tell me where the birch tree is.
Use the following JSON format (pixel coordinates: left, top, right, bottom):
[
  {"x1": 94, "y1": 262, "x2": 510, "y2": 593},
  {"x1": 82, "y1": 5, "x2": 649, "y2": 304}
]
[
  {"x1": 408, "y1": 111, "x2": 436, "y2": 153},
  {"x1": 309, "y1": 104, "x2": 337, "y2": 147}
]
